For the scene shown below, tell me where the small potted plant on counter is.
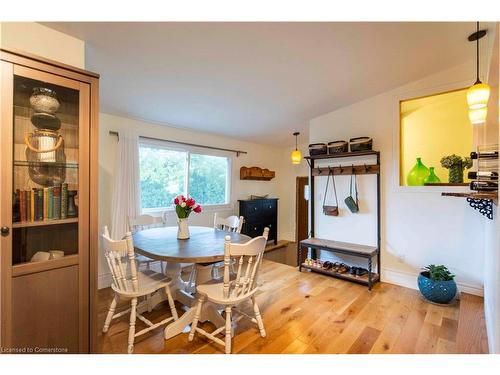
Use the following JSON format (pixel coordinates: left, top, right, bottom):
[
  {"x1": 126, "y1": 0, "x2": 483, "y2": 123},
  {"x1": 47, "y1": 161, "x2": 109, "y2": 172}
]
[
  {"x1": 418, "y1": 264, "x2": 457, "y2": 304},
  {"x1": 440, "y1": 154, "x2": 472, "y2": 184}
]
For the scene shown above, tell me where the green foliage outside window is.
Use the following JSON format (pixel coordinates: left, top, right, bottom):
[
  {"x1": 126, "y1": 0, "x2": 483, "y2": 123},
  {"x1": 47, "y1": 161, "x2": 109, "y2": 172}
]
[{"x1": 139, "y1": 144, "x2": 229, "y2": 210}]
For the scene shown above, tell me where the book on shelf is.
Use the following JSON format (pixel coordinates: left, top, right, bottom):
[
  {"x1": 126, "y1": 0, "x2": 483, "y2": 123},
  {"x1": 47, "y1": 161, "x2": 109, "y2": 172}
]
[
  {"x1": 30, "y1": 189, "x2": 35, "y2": 222},
  {"x1": 18, "y1": 190, "x2": 25, "y2": 222},
  {"x1": 26, "y1": 190, "x2": 31, "y2": 222},
  {"x1": 36, "y1": 189, "x2": 44, "y2": 220},
  {"x1": 13, "y1": 190, "x2": 20, "y2": 223},
  {"x1": 43, "y1": 188, "x2": 48, "y2": 219},
  {"x1": 53, "y1": 185, "x2": 61, "y2": 220},
  {"x1": 48, "y1": 187, "x2": 53, "y2": 219},
  {"x1": 61, "y1": 183, "x2": 68, "y2": 219}
]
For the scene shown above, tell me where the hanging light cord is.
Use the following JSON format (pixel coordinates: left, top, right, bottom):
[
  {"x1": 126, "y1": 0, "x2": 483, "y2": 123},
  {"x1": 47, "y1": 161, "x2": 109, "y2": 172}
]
[{"x1": 476, "y1": 21, "x2": 481, "y2": 84}]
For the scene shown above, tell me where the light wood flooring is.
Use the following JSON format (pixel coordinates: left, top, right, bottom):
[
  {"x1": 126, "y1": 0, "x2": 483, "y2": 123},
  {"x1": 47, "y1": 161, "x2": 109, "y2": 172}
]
[{"x1": 97, "y1": 259, "x2": 489, "y2": 354}]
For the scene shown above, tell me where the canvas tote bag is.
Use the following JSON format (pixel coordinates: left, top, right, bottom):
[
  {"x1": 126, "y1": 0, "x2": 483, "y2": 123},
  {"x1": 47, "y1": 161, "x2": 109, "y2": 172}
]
[{"x1": 344, "y1": 172, "x2": 359, "y2": 213}]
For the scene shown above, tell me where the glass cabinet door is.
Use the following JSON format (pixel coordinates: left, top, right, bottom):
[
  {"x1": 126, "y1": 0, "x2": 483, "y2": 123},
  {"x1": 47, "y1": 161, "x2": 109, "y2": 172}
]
[{"x1": 12, "y1": 73, "x2": 81, "y2": 266}]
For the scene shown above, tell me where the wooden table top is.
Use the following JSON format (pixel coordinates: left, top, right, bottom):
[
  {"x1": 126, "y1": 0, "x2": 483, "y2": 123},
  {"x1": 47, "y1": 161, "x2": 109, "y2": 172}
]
[{"x1": 133, "y1": 226, "x2": 251, "y2": 263}]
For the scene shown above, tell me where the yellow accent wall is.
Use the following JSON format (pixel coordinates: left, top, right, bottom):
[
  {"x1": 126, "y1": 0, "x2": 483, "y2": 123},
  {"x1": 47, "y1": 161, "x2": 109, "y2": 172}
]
[{"x1": 400, "y1": 88, "x2": 473, "y2": 185}]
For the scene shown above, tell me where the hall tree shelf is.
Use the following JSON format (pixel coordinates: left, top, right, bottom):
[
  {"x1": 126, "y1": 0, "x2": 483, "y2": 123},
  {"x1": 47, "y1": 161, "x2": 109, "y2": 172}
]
[
  {"x1": 299, "y1": 150, "x2": 381, "y2": 290},
  {"x1": 0, "y1": 48, "x2": 99, "y2": 353}
]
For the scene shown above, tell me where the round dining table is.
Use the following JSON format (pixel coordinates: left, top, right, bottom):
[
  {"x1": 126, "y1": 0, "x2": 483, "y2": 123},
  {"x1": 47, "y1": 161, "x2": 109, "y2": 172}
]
[{"x1": 133, "y1": 226, "x2": 251, "y2": 340}]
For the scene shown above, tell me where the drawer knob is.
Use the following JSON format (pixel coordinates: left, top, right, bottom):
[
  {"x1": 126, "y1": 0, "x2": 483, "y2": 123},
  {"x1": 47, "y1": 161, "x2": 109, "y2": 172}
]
[{"x1": 1, "y1": 226, "x2": 10, "y2": 236}]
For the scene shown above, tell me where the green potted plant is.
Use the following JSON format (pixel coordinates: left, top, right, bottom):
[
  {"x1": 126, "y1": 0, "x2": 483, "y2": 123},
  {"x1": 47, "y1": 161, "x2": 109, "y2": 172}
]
[
  {"x1": 440, "y1": 154, "x2": 472, "y2": 183},
  {"x1": 417, "y1": 264, "x2": 457, "y2": 304}
]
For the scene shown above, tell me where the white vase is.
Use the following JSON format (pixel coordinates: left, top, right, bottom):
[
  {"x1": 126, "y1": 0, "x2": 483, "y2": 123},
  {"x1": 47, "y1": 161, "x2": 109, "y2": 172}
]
[{"x1": 177, "y1": 218, "x2": 190, "y2": 239}]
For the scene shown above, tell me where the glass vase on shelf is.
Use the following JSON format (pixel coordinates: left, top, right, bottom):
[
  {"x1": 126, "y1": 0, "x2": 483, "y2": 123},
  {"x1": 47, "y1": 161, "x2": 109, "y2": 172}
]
[
  {"x1": 424, "y1": 167, "x2": 441, "y2": 184},
  {"x1": 407, "y1": 157, "x2": 429, "y2": 186}
]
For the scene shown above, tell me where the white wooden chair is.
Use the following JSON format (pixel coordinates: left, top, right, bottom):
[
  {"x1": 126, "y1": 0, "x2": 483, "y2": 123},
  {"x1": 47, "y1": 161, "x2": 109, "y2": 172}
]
[
  {"x1": 213, "y1": 213, "x2": 244, "y2": 233},
  {"x1": 101, "y1": 226, "x2": 178, "y2": 354},
  {"x1": 128, "y1": 214, "x2": 166, "y2": 273},
  {"x1": 208, "y1": 213, "x2": 245, "y2": 281},
  {"x1": 188, "y1": 227, "x2": 269, "y2": 354}
]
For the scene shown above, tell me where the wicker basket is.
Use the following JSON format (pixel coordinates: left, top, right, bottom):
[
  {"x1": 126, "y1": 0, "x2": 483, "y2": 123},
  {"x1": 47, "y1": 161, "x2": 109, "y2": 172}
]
[
  {"x1": 328, "y1": 140, "x2": 348, "y2": 154},
  {"x1": 309, "y1": 143, "x2": 327, "y2": 156}
]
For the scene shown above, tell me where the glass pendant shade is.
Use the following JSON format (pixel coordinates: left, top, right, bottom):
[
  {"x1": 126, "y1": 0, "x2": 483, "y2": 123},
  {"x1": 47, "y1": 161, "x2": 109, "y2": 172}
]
[
  {"x1": 291, "y1": 149, "x2": 302, "y2": 164},
  {"x1": 468, "y1": 107, "x2": 488, "y2": 125},
  {"x1": 467, "y1": 82, "x2": 490, "y2": 110}
]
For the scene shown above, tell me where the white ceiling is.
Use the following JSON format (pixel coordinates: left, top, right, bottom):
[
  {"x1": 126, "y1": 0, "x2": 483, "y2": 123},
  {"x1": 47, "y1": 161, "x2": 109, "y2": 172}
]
[{"x1": 43, "y1": 22, "x2": 478, "y2": 145}]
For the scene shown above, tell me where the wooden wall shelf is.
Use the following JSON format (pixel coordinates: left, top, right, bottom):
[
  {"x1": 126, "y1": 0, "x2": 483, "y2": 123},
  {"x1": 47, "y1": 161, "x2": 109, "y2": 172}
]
[
  {"x1": 442, "y1": 191, "x2": 498, "y2": 220},
  {"x1": 305, "y1": 150, "x2": 379, "y2": 160},
  {"x1": 442, "y1": 191, "x2": 498, "y2": 205},
  {"x1": 312, "y1": 164, "x2": 379, "y2": 176},
  {"x1": 240, "y1": 166, "x2": 275, "y2": 181}
]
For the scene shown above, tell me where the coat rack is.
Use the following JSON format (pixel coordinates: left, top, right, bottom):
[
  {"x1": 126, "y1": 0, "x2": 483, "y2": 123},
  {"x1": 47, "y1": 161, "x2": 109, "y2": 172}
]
[{"x1": 299, "y1": 150, "x2": 381, "y2": 290}]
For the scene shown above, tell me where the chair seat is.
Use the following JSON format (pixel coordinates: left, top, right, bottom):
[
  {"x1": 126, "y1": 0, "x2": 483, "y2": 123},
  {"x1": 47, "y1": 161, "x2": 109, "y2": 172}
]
[
  {"x1": 112, "y1": 269, "x2": 172, "y2": 298},
  {"x1": 196, "y1": 280, "x2": 257, "y2": 305}
]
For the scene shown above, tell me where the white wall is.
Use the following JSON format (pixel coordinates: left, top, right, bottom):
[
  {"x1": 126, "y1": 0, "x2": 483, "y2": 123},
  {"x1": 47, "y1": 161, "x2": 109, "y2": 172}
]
[
  {"x1": 0, "y1": 22, "x2": 85, "y2": 68},
  {"x1": 483, "y1": 24, "x2": 500, "y2": 354},
  {"x1": 98, "y1": 113, "x2": 300, "y2": 287},
  {"x1": 309, "y1": 61, "x2": 489, "y2": 296}
]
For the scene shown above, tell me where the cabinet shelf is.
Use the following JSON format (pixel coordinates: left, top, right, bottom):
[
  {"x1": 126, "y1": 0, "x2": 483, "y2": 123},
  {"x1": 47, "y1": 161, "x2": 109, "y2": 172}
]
[
  {"x1": 14, "y1": 160, "x2": 78, "y2": 169},
  {"x1": 12, "y1": 217, "x2": 78, "y2": 228}
]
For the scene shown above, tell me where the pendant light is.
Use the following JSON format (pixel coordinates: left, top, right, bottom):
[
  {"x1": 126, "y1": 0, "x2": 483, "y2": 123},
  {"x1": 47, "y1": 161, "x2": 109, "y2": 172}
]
[
  {"x1": 291, "y1": 132, "x2": 302, "y2": 164},
  {"x1": 467, "y1": 22, "x2": 490, "y2": 125}
]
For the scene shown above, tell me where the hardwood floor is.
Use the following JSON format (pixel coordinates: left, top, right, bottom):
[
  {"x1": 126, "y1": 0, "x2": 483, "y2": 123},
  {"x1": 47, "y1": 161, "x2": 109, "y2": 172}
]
[{"x1": 97, "y1": 260, "x2": 489, "y2": 354}]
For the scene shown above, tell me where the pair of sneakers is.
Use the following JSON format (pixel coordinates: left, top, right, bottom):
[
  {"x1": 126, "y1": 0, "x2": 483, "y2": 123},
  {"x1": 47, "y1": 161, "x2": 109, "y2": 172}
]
[{"x1": 349, "y1": 267, "x2": 368, "y2": 276}]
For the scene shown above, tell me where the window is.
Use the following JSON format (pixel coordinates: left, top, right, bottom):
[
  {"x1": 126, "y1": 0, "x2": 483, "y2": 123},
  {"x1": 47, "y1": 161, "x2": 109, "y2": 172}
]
[
  {"x1": 400, "y1": 87, "x2": 473, "y2": 186},
  {"x1": 139, "y1": 139, "x2": 231, "y2": 211}
]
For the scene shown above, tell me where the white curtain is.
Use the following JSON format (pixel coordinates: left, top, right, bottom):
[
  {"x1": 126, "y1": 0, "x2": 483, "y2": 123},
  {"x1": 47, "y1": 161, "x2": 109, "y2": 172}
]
[{"x1": 111, "y1": 129, "x2": 141, "y2": 240}]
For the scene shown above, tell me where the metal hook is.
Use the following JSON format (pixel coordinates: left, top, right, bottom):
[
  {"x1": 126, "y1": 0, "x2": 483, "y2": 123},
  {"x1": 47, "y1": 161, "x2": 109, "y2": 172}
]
[
  {"x1": 340, "y1": 165, "x2": 343, "y2": 173},
  {"x1": 364, "y1": 163, "x2": 368, "y2": 173}
]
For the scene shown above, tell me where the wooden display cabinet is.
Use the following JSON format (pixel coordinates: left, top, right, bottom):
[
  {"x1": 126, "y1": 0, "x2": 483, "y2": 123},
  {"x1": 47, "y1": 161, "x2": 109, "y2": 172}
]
[{"x1": 0, "y1": 48, "x2": 99, "y2": 353}]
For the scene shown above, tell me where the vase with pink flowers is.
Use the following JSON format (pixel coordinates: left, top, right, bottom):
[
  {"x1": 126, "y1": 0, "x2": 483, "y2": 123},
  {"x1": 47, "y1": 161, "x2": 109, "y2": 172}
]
[{"x1": 174, "y1": 195, "x2": 202, "y2": 239}]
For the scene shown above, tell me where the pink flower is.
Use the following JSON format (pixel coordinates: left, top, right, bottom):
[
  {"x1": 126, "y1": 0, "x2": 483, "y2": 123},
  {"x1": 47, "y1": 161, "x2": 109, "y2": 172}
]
[
  {"x1": 186, "y1": 198, "x2": 195, "y2": 208},
  {"x1": 174, "y1": 197, "x2": 179, "y2": 205},
  {"x1": 193, "y1": 205, "x2": 202, "y2": 213}
]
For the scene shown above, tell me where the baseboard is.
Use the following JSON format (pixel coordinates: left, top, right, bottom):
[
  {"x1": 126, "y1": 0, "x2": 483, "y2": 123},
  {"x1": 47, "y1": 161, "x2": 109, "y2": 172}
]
[
  {"x1": 382, "y1": 267, "x2": 484, "y2": 297},
  {"x1": 98, "y1": 272, "x2": 113, "y2": 289}
]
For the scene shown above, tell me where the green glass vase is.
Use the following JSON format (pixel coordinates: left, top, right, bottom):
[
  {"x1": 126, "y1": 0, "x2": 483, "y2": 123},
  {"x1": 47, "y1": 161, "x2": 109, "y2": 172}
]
[
  {"x1": 424, "y1": 167, "x2": 441, "y2": 184},
  {"x1": 407, "y1": 157, "x2": 430, "y2": 186}
]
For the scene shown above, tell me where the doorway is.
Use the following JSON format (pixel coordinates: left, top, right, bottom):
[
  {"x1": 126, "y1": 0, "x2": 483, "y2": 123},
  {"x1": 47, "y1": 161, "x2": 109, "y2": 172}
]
[{"x1": 295, "y1": 176, "x2": 309, "y2": 244}]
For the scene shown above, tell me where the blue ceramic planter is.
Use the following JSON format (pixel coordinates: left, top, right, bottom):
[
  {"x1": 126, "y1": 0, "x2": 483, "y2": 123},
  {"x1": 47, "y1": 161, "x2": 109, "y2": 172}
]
[{"x1": 417, "y1": 272, "x2": 457, "y2": 304}]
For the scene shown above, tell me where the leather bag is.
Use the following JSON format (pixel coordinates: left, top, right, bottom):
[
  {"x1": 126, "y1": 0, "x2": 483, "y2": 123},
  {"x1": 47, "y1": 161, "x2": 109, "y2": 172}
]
[{"x1": 323, "y1": 169, "x2": 339, "y2": 216}]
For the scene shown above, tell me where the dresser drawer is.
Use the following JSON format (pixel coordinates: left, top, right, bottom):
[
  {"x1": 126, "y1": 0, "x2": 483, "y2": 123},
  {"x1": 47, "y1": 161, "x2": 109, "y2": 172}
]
[
  {"x1": 243, "y1": 200, "x2": 261, "y2": 217},
  {"x1": 261, "y1": 200, "x2": 277, "y2": 218},
  {"x1": 244, "y1": 222, "x2": 264, "y2": 238}
]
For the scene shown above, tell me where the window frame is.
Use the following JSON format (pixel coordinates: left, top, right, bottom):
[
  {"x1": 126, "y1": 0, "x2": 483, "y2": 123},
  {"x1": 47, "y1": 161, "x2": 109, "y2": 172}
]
[
  {"x1": 138, "y1": 137, "x2": 233, "y2": 214},
  {"x1": 392, "y1": 78, "x2": 476, "y2": 193}
]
